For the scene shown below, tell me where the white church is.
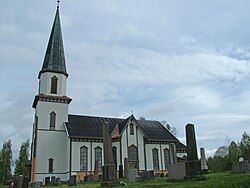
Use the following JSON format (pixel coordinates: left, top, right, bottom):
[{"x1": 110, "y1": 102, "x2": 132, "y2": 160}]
[{"x1": 30, "y1": 4, "x2": 187, "y2": 183}]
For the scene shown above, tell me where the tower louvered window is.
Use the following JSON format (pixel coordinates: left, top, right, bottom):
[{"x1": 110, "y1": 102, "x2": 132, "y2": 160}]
[
  {"x1": 50, "y1": 111, "x2": 56, "y2": 129},
  {"x1": 130, "y1": 123, "x2": 134, "y2": 135},
  {"x1": 48, "y1": 158, "x2": 54, "y2": 173},
  {"x1": 51, "y1": 76, "x2": 58, "y2": 94}
]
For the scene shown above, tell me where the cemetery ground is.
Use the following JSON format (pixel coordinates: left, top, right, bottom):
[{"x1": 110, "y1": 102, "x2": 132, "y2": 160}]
[{"x1": 1, "y1": 172, "x2": 249, "y2": 188}]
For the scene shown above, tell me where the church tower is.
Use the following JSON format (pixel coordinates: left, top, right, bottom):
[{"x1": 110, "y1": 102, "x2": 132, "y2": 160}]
[{"x1": 31, "y1": 3, "x2": 71, "y2": 182}]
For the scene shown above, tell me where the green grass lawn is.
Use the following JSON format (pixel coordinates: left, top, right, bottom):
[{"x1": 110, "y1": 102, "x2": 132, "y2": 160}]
[{"x1": 0, "y1": 172, "x2": 249, "y2": 188}]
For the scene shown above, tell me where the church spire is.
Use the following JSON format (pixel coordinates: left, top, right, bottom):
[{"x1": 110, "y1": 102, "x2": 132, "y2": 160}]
[{"x1": 39, "y1": 4, "x2": 68, "y2": 78}]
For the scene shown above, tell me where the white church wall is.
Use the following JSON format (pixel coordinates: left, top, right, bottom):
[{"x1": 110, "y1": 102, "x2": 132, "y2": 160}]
[
  {"x1": 120, "y1": 118, "x2": 146, "y2": 170},
  {"x1": 91, "y1": 142, "x2": 104, "y2": 171},
  {"x1": 137, "y1": 129, "x2": 145, "y2": 170},
  {"x1": 121, "y1": 133, "x2": 127, "y2": 165},
  {"x1": 36, "y1": 101, "x2": 68, "y2": 130},
  {"x1": 71, "y1": 141, "x2": 91, "y2": 172},
  {"x1": 161, "y1": 144, "x2": 170, "y2": 170},
  {"x1": 145, "y1": 143, "x2": 169, "y2": 171},
  {"x1": 35, "y1": 130, "x2": 68, "y2": 181},
  {"x1": 71, "y1": 141, "x2": 123, "y2": 172},
  {"x1": 112, "y1": 141, "x2": 120, "y2": 170},
  {"x1": 39, "y1": 72, "x2": 67, "y2": 96}
]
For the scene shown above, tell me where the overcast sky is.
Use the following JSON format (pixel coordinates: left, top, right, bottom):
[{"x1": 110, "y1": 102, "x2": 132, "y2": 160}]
[{"x1": 1, "y1": 0, "x2": 250, "y2": 159}]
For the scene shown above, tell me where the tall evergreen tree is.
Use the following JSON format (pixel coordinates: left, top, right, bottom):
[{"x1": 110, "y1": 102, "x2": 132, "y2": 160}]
[
  {"x1": 14, "y1": 140, "x2": 30, "y2": 176},
  {"x1": 228, "y1": 141, "x2": 241, "y2": 164},
  {"x1": 239, "y1": 132, "x2": 250, "y2": 161},
  {"x1": 0, "y1": 140, "x2": 13, "y2": 184}
]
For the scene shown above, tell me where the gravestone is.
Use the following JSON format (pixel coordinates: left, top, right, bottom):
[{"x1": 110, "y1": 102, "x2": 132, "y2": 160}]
[
  {"x1": 232, "y1": 160, "x2": 250, "y2": 173},
  {"x1": 84, "y1": 175, "x2": 93, "y2": 182},
  {"x1": 118, "y1": 164, "x2": 123, "y2": 178},
  {"x1": 51, "y1": 176, "x2": 56, "y2": 185},
  {"x1": 128, "y1": 169, "x2": 137, "y2": 182},
  {"x1": 138, "y1": 171, "x2": 149, "y2": 181},
  {"x1": 169, "y1": 143, "x2": 177, "y2": 165},
  {"x1": 185, "y1": 124, "x2": 200, "y2": 176},
  {"x1": 55, "y1": 177, "x2": 61, "y2": 185},
  {"x1": 101, "y1": 122, "x2": 118, "y2": 187},
  {"x1": 124, "y1": 158, "x2": 128, "y2": 178},
  {"x1": 93, "y1": 159, "x2": 99, "y2": 181},
  {"x1": 200, "y1": 147, "x2": 208, "y2": 173},
  {"x1": 138, "y1": 170, "x2": 154, "y2": 181},
  {"x1": 148, "y1": 170, "x2": 155, "y2": 178},
  {"x1": 98, "y1": 174, "x2": 103, "y2": 181},
  {"x1": 44, "y1": 177, "x2": 50, "y2": 185},
  {"x1": 68, "y1": 175, "x2": 76, "y2": 186},
  {"x1": 16, "y1": 176, "x2": 29, "y2": 188},
  {"x1": 168, "y1": 162, "x2": 186, "y2": 180}
]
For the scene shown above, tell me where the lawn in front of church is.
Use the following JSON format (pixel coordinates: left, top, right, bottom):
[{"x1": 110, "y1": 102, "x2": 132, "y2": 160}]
[
  {"x1": 0, "y1": 172, "x2": 249, "y2": 188},
  {"x1": 42, "y1": 172, "x2": 250, "y2": 188}
]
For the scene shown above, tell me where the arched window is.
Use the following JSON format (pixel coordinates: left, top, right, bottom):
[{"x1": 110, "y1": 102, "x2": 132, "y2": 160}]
[
  {"x1": 80, "y1": 146, "x2": 88, "y2": 171},
  {"x1": 128, "y1": 145, "x2": 137, "y2": 161},
  {"x1": 129, "y1": 123, "x2": 134, "y2": 135},
  {"x1": 48, "y1": 158, "x2": 54, "y2": 173},
  {"x1": 95, "y1": 146, "x2": 102, "y2": 171},
  {"x1": 112, "y1": 146, "x2": 117, "y2": 169},
  {"x1": 152, "y1": 148, "x2": 159, "y2": 170},
  {"x1": 50, "y1": 111, "x2": 56, "y2": 129},
  {"x1": 164, "y1": 148, "x2": 170, "y2": 169},
  {"x1": 51, "y1": 76, "x2": 58, "y2": 94}
]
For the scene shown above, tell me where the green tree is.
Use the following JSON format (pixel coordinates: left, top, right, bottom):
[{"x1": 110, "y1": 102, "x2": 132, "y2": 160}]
[
  {"x1": 14, "y1": 140, "x2": 30, "y2": 176},
  {"x1": 0, "y1": 149, "x2": 3, "y2": 184},
  {"x1": 207, "y1": 156, "x2": 227, "y2": 172},
  {"x1": 161, "y1": 120, "x2": 178, "y2": 136},
  {"x1": 239, "y1": 132, "x2": 250, "y2": 161},
  {"x1": 214, "y1": 146, "x2": 228, "y2": 158},
  {"x1": 0, "y1": 140, "x2": 13, "y2": 184},
  {"x1": 228, "y1": 141, "x2": 241, "y2": 164}
]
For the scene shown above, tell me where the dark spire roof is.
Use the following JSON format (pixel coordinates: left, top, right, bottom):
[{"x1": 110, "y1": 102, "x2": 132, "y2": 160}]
[{"x1": 38, "y1": 7, "x2": 68, "y2": 78}]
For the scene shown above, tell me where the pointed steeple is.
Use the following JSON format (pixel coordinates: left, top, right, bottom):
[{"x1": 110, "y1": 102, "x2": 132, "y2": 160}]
[{"x1": 39, "y1": 6, "x2": 68, "y2": 78}]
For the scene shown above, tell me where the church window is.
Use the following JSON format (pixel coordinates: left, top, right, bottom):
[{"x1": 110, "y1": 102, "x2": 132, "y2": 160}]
[
  {"x1": 130, "y1": 123, "x2": 134, "y2": 135},
  {"x1": 48, "y1": 158, "x2": 54, "y2": 173},
  {"x1": 95, "y1": 146, "x2": 102, "y2": 171},
  {"x1": 35, "y1": 116, "x2": 38, "y2": 130},
  {"x1": 50, "y1": 111, "x2": 56, "y2": 129},
  {"x1": 112, "y1": 146, "x2": 117, "y2": 169},
  {"x1": 80, "y1": 146, "x2": 88, "y2": 171},
  {"x1": 51, "y1": 76, "x2": 58, "y2": 94},
  {"x1": 128, "y1": 145, "x2": 137, "y2": 161},
  {"x1": 152, "y1": 148, "x2": 159, "y2": 170},
  {"x1": 164, "y1": 148, "x2": 170, "y2": 169}
]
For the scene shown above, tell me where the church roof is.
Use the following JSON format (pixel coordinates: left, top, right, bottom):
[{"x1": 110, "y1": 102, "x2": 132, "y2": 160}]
[
  {"x1": 65, "y1": 114, "x2": 123, "y2": 139},
  {"x1": 38, "y1": 7, "x2": 68, "y2": 78},
  {"x1": 65, "y1": 114, "x2": 186, "y2": 150},
  {"x1": 137, "y1": 119, "x2": 177, "y2": 141}
]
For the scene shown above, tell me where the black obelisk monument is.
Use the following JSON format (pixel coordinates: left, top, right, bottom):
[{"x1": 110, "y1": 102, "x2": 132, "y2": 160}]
[{"x1": 185, "y1": 124, "x2": 200, "y2": 176}]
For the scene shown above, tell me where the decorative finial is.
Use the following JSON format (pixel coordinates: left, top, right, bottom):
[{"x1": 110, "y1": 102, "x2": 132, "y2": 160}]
[
  {"x1": 131, "y1": 110, "x2": 133, "y2": 115},
  {"x1": 57, "y1": 0, "x2": 60, "y2": 8}
]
